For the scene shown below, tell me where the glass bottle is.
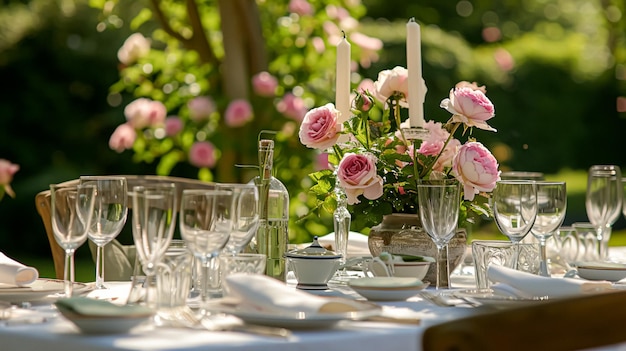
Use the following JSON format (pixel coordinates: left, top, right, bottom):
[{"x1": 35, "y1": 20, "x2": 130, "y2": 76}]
[{"x1": 253, "y1": 139, "x2": 289, "y2": 281}]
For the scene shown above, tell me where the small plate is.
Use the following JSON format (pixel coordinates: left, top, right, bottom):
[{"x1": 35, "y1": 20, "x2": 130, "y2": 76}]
[
  {"x1": 58, "y1": 310, "x2": 153, "y2": 334},
  {"x1": 0, "y1": 279, "x2": 91, "y2": 302},
  {"x1": 348, "y1": 277, "x2": 428, "y2": 301},
  {"x1": 450, "y1": 289, "x2": 549, "y2": 309},
  {"x1": 216, "y1": 304, "x2": 381, "y2": 329},
  {"x1": 577, "y1": 262, "x2": 626, "y2": 282}
]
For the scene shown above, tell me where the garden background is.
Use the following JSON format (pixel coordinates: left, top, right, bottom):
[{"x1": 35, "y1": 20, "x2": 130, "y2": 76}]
[{"x1": 0, "y1": 0, "x2": 625, "y2": 280}]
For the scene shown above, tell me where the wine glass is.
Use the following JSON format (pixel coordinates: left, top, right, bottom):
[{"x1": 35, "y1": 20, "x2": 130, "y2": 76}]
[
  {"x1": 492, "y1": 180, "x2": 538, "y2": 270},
  {"x1": 130, "y1": 183, "x2": 177, "y2": 306},
  {"x1": 586, "y1": 165, "x2": 622, "y2": 259},
  {"x1": 217, "y1": 183, "x2": 259, "y2": 255},
  {"x1": 80, "y1": 176, "x2": 128, "y2": 289},
  {"x1": 50, "y1": 184, "x2": 96, "y2": 297},
  {"x1": 417, "y1": 179, "x2": 460, "y2": 289},
  {"x1": 530, "y1": 181, "x2": 567, "y2": 277},
  {"x1": 179, "y1": 188, "x2": 233, "y2": 315}
]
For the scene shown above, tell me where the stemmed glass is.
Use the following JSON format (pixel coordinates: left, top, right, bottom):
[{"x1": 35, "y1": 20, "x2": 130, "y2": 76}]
[
  {"x1": 586, "y1": 165, "x2": 622, "y2": 259},
  {"x1": 530, "y1": 181, "x2": 567, "y2": 277},
  {"x1": 179, "y1": 189, "x2": 233, "y2": 315},
  {"x1": 80, "y1": 176, "x2": 128, "y2": 289},
  {"x1": 217, "y1": 183, "x2": 259, "y2": 255},
  {"x1": 417, "y1": 179, "x2": 460, "y2": 289},
  {"x1": 130, "y1": 183, "x2": 177, "y2": 306},
  {"x1": 492, "y1": 180, "x2": 538, "y2": 270},
  {"x1": 50, "y1": 184, "x2": 96, "y2": 297}
]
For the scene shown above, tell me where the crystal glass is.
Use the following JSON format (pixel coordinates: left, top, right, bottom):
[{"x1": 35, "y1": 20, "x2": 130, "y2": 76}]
[
  {"x1": 492, "y1": 180, "x2": 538, "y2": 270},
  {"x1": 80, "y1": 176, "x2": 128, "y2": 289},
  {"x1": 530, "y1": 181, "x2": 567, "y2": 276},
  {"x1": 417, "y1": 179, "x2": 460, "y2": 289},
  {"x1": 217, "y1": 183, "x2": 259, "y2": 255},
  {"x1": 131, "y1": 183, "x2": 177, "y2": 307},
  {"x1": 179, "y1": 189, "x2": 233, "y2": 315},
  {"x1": 50, "y1": 184, "x2": 96, "y2": 297},
  {"x1": 586, "y1": 165, "x2": 622, "y2": 259}
]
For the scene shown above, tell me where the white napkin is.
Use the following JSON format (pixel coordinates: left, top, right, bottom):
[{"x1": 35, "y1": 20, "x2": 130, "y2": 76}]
[
  {"x1": 487, "y1": 265, "x2": 613, "y2": 299},
  {"x1": 0, "y1": 252, "x2": 39, "y2": 286},
  {"x1": 316, "y1": 232, "x2": 371, "y2": 258},
  {"x1": 223, "y1": 273, "x2": 373, "y2": 314}
]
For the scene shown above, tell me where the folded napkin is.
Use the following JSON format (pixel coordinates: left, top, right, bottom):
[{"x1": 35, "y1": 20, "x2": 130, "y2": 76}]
[
  {"x1": 55, "y1": 297, "x2": 152, "y2": 317},
  {"x1": 0, "y1": 252, "x2": 38, "y2": 286},
  {"x1": 223, "y1": 273, "x2": 375, "y2": 314},
  {"x1": 316, "y1": 232, "x2": 371, "y2": 258},
  {"x1": 488, "y1": 265, "x2": 613, "y2": 299}
]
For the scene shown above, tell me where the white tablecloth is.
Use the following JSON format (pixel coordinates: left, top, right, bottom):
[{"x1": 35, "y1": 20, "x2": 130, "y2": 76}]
[{"x1": 2, "y1": 249, "x2": 626, "y2": 351}]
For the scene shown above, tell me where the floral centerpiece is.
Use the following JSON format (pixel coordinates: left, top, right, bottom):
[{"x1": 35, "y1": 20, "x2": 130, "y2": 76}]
[{"x1": 298, "y1": 66, "x2": 500, "y2": 230}]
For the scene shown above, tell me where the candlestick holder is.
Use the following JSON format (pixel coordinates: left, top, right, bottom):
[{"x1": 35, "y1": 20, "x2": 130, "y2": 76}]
[{"x1": 401, "y1": 127, "x2": 430, "y2": 140}]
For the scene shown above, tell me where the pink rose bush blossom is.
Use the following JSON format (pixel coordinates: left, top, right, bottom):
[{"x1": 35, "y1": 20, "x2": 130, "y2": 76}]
[
  {"x1": 0, "y1": 159, "x2": 19, "y2": 200},
  {"x1": 224, "y1": 99, "x2": 253, "y2": 127},
  {"x1": 124, "y1": 98, "x2": 167, "y2": 129},
  {"x1": 252, "y1": 72, "x2": 278, "y2": 97},
  {"x1": 117, "y1": 33, "x2": 150, "y2": 65},
  {"x1": 300, "y1": 73, "x2": 501, "y2": 229},
  {"x1": 189, "y1": 141, "x2": 216, "y2": 168},
  {"x1": 188, "y1": 96, "x2": 216, "y2": 123},
  {"x1": 109, "y1": 123, "x2": 137, "y2": 153}
]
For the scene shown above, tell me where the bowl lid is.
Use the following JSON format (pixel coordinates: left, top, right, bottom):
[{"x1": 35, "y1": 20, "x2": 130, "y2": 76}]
[{"x1": 285, "y1": 237, "x2": 342, "y2": 259}]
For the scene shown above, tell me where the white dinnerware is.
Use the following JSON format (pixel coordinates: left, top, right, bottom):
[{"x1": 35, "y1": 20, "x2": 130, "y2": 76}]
[
  {"x1": 348, "y1": 277, "x2": 428, "y2": 301},
  {"x1": 576, "y1": 261, "x2": 626, "y2": 282},
  {"x1": 80, "y1": 176, "x2": 128, "y2": 289},
  {"x1": 285, "y1": 237, "x2": 342, "y2": 290},
  {"x1": 0, "y1": 279, "x2": 91, "y2": 302}
]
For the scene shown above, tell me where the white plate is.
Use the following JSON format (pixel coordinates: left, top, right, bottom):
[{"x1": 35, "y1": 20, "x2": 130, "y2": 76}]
[
  {"x1": 0, "y1": 279, "x2": 91, "y2": 302},
  {"x1": 450, "y1": 289, "x2": 549, "y2": 309},
  {"x1": 348, "y1": 277, "x2": 429, "y2": 301},
  {"x1": 577, "y1": 262, "x2": 626, "y2": 282},
  {"x1": 59, "y1": 312, "x2": 153, "y2": 334},
  {"x1": 216, "y1": 305, "x2": 381, "y2": 329}
]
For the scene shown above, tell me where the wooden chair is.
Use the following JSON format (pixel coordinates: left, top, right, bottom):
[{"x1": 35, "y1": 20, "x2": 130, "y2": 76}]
[
  {"x1": 422, "y1": 289, "x2": 626, "y2": 351},
  {"x1": 35, "y1": 175, "x2": 215, "y2": 280}
]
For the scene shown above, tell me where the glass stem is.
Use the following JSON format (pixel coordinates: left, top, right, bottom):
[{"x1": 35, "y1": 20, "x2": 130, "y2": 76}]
[
  {"x1": 199, "y1": 257, "x2": 211, "y2": 317},
  {"x1": 95, "y1": 245, "x2": 105, "y2": 289},
  {"x1": 435, "y1": 245, "x2": 450, "y2": 289},
  {"x1": 539, "y1": 237, "x2": 550, "y2": 277},
  {"x1": 63, "y1": 249, "x2": 75, "y2": 297}
]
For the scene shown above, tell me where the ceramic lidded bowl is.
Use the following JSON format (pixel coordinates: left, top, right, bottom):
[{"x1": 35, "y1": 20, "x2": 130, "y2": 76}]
[{"x1": 285, "y1": 236, "x2": 342, "y2": 290}]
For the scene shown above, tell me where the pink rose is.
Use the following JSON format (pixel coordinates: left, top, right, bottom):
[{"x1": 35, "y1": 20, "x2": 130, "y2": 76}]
[
  {"x1": 452, "y1": 141, "x2": 500, "y2": 201},
  {"x1": 0, "y1": 159, "x2": 19, "y2": 186},
  {"x1": 0, "y1": 159, "x2": 18, "y2": 199},
  {"x1": 124, "y1": 98, "x2": 167, "y2": 129},
  {"x1": 108, "y1": 123, "x2": 137, "y2": 153},
  {"x1": 373, "y1": 66, "x2": 409, "y2": 105},
  {"x1": 189, "y1": 141, "x2": 216, "y2": 168},
  {"x1": 417, "y1": 121, "x2": 450, "y2": 157},
  {"x1": 440, "y1": 86, "x2": 496, "y2": 132},
  {"x1": 117, "y1": 33, "x2": 150, "y2": 65},
  {"x1": 277, "y1": 93, "x2": 307, "y2": 121},
  {"x1": 224, "y1": 99, "x2": 253, "y2": 127},
  {"x1": 432, "y1": 139, "x2": 461, "y2": 172},
  {"x1": 252, "y1": 71, "x2": 278, "y2": 97},
  {"x1": 298, "y1": 103, "x2": 341, "y2": 150},
  {"x1": 188, "y1": 96, "x2": 215, "y2": 122},
  {"x1": 337, "y1": 152, "x2": 384, "y2": 205},
  {"x1": 164, "y1": 116, "x2": 183, "y2": 136},
  {"x1": 288, "y1": 0, "x2": 313, "y2": 16}
]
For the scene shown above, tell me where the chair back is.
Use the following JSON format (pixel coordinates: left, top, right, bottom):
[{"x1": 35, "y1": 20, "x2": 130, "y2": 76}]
[{"x1": 36, "y1": 175, "x2": 216, "y2": 279}]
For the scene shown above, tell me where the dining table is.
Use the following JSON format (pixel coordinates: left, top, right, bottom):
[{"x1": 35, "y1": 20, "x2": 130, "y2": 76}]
[{"x1": 3, "y1": 248, "x2": 626, "y2": 351}]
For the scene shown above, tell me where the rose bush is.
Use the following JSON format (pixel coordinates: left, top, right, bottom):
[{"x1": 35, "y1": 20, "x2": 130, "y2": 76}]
[
  {"x1": 299, "y1": 67, "x2": 500, "y2": 230},
  {"x1": 0, "y1": 159, "x2": 19, "y2": 201}
]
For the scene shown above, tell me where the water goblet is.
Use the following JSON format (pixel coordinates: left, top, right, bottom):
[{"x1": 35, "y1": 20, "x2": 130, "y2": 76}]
[
  {"x1": 131, "y1": 183, "x2": 177, "y2": 307},
  {"x1": 530, "y1": 181, "x2": 567, "y2": 277},
  {"x1": 50, "y1": 184, "x2": 96, "y2": 297},
  {"x1": 179, "y1": 189, "x2": 233, "y2": 315},
  {"x1": 492, "y1": 180, "x2": 538, "y2": 270},
  {"x1": 217, "y1": 183, "x2": 259, "y2": 255},
  {"x1": 80, "y1": 176, "x2": 128, "y2": 289},
  {"x1": 417, "y1": 179, "x2": 460, "y2": 289},
  {"x1": 586, "y1": 165, "x2": 622, "y2": 259}
]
